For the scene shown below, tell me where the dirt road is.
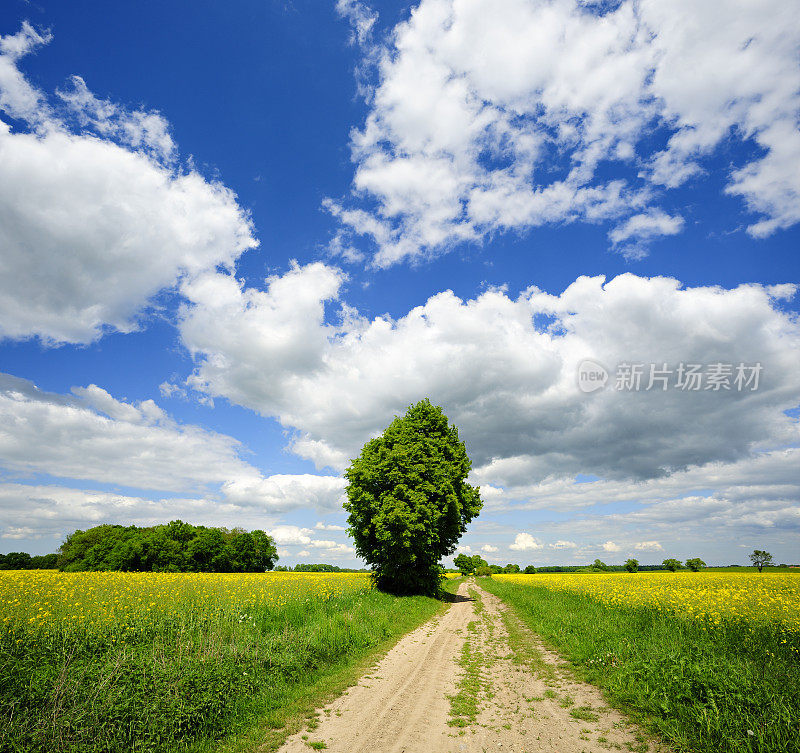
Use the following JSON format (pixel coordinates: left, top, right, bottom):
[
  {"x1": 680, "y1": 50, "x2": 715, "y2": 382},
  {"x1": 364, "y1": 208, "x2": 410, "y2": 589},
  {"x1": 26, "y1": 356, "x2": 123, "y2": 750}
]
[{"x1": 277, "y1": 580, "x2": 665, "y2": 753}]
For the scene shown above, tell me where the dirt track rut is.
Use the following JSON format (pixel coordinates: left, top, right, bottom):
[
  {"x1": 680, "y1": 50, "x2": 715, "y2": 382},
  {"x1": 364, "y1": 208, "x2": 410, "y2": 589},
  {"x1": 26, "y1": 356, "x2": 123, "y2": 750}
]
[{"x1": 276, "y1": 580, "x2": 667, "y2": 753}]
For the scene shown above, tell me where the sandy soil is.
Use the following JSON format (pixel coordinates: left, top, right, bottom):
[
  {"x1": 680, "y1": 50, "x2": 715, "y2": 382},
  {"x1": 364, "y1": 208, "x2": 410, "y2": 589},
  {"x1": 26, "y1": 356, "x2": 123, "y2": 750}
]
[{"x1": 276, "y1": 580, "x2": 668, "y2": 753}]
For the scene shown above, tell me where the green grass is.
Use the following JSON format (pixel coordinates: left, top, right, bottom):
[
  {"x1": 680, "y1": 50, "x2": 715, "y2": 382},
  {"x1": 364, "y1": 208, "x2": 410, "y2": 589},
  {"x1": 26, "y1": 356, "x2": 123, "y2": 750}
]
[
  {"x1": 482, "y1": 579, "x2": 800, "y2": 753},
  {"x1": 0, "y1": 588, "x2": 442, "y2": 753},
  {"x1": 446, "y1": 586, "x2": 485, "y2": 728}
]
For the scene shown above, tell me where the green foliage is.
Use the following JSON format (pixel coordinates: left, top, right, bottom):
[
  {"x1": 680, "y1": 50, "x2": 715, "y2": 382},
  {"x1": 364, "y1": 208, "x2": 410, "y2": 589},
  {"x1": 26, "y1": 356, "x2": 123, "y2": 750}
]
[
  {"x1": 471, "y1": 555, "x2": 488, "y2": 569},
  {"x1": 474, "y1": 566, "x2": 493, "y2": 577},
  {"x1": 57, "y1": 521, "x2": 278, "y2": 573},
  {"x1": 294, "y1": 563, "x2": 343, "y2": 572},
  {"x1": 0, "y1": 552, "x2": 58, "y2": 570},
  {"x1": 750, "y1": 549, "x2": 774, "y2": 572},
  {"x1": 503, "y1": 563, "x2": 521, "y2": 573},
  {"x1": 454, "y1": 553, "x2": 475, "y2": 575},
  {"x1": 624, "y1": 558, "x2": 639, "y2": 573},
  {"x1": 662, "y1": 558, "x2": 683, "y2": 572},
  {"x1": 483, "y1": 579, "x2": 800, "y2": 753},
  {"x1": 455, "y1": 554, "x2": 491, "y2": 575},
  {"x1": 523, "y1": 565, "x2": 537, "y2": 574},
  {"x1": 344, "y1": 399, "x2": 482, "y2": 596},
  {"x1": 0, "y1": 587, "x2": 440, "y2": 752},
  {"x1": 685, "y1": 557, "x2": 707, "y2": 572},
  {"x1": 592, "y1": 559, "x2": 609, "y2": 572}
]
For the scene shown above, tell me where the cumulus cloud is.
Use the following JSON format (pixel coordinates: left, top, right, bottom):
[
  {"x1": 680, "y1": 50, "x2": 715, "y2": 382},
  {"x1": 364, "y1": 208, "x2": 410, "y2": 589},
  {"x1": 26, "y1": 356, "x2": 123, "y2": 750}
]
[
  {"x1": 0, "y1": 372, "x2": 348, "y2": 522},
  {"x1": 0, "y1": 23, "x2": 256, "y2": 344},
  {"x1": 481, "y1": 544, "x2": 498, "y2": 553},
  {"x1": 330, "y1": 0, "x2": 800, "y2": 264},
  {"x1": 602, "y1": 541, "x2": 621, "y2": 553},
  {"x1": 634, "y1": 541, "x2": 664, "y2": 552},
  {"x1": 181, "y1": 267, "x2": 800, "y2": 489},
  {"x1": 315, "y1": 521, "x2": 347, "y2": 531},
  {"x1": 265, "y1": 527, "x2": 357, "y2": 556},
  {"x1": 0, "y1": 372, "x2": 255, "y2": 493},
  {"x1": 222, "y1": 475, "x2": 346, "y2": 513},
  {"x1": 509, "y1": 533, "x2": 543, "y2": 551}
]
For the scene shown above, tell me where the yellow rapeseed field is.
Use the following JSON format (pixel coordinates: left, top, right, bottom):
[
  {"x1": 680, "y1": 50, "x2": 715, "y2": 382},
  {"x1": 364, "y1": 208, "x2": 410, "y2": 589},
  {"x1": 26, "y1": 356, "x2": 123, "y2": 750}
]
[
  {"x1": 494, "y1": 571, "x2": 800, "y2": 634},
  {"x1": 0, "y1": 570, "x2": 371, "y2": 639}
]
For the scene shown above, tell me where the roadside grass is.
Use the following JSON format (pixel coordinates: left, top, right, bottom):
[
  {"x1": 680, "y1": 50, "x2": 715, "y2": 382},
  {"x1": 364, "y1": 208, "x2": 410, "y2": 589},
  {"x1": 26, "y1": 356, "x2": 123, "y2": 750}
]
[
  {"x1": 482, "y1": 579, "x2": 800, "y2": 753},
  {"x1": 0, "y1": 580, "x2": 443, "y2": 753},
  {"x1": 447, "y1": 586, "x2": 490, "y2": 729}
]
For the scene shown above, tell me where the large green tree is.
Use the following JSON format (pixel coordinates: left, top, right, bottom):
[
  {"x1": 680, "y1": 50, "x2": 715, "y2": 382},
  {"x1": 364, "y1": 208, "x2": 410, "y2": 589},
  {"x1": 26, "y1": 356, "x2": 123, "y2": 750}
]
[{"x1": 344, "y1": 399, "x2": 482, "y2": 595}]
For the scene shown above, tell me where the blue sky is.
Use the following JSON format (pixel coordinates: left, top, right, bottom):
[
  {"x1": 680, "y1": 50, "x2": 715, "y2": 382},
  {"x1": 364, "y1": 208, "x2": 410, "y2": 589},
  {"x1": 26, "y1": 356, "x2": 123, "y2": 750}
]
[{"x1": 1, "y1": 0, "x2": 798, "y2": 566}]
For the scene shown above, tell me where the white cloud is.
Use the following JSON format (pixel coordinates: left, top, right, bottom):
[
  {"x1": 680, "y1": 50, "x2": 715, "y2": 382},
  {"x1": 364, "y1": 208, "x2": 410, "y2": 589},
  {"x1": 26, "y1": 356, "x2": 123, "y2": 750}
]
[
  {"x1": 551, "y1": 540, "x2": 577, "y2": 549},
  {"x1": 634, "y1": 541, "x2": 664, "y2": 552},
  {"x1": 336, "y1": 0, "x2": 378, "y2": 48},
  {"x1": 181, "y1": 268, "x2": 800, "y2": 489},
  {"x1": 481, "y1": 544, "x2": 498, "y2": 553},
  {"x1": 0, "y1": 372, "x2": 256, "y2": 493},
  {"x1": 221, "y1": 475, "x2": 346, "y2": 513},
  {"x1": 315, "y1": 521, "x2": 347, "y2": 531},
  {"x1": 0, "y1": 372, "x2": 348, "y2": 523},
  {"x1": 0, "y1": 22, "x2": 51, "y2": 122},
  {"x1": 0, "y1": 24, "x2": 256, "y2": 344},
  {"x1": 609, "y1": 211, "x2": 685, "y2": 260},
  {"x1": 475, "y1": 447, "x2": 800, "y2": 515},
  {"x1": 509, "y1": 533, "x2": 543, "y2": 551},
  {"x1": 261, "y1": 525, "x2": 354, "y2": 556},
  {"x1": 159, "y1": 382, "x2": 187, "y2": 400},
  {"x1": 179, "y1": 262, "x2": 346, "y2": 424},
  {"x1": 1, "y1": 525, "x2": 38, "y2": 540},
  {"x1": 332, "y1": 0, "x2": 800, "y2": 264},
  {"x1": 57, "y1": 75, "x2": 176, "y2": 161},
  {"x1": 471, "y1": 447, "x2": 800, "y2": 561},
  {"x1": 0, "y1": 483, "x2": 272, "y2": 541},
  {"x1": 268, "y1": 525, "x2": 313, "y2": 546}
]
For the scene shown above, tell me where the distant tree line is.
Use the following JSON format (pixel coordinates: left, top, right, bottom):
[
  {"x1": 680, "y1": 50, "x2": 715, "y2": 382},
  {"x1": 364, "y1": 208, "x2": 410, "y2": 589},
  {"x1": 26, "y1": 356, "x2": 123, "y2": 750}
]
[
  {"x1": 56, "y1": 521, "x2": 278, "y2": 572},
  {"x1": 275, "y1": 563, "x2": 370, "y2": 573},
  {"x1": 457, "y1": 550, "x2": 786, "y2": 575},
  {"x1": 0, "y1": 552, "x2": 58, "y2": 570}
]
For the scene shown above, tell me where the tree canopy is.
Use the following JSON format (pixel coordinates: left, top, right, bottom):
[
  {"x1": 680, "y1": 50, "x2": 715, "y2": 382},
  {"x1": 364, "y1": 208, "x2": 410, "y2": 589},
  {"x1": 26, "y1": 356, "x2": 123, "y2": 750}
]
[
  {"x1": 749, "y1": 549, "x2": 774, "y2": 572},
  {"x1": 57, "y1": 521, "x2": 278, "y2": 572},
  {"x1": 344, "y1": 399, "x2": 482, "y2": 595},
  {"x1": 0, "y1": 552, "x2": 58, "y2": 570},
  {"x1": 454, "y1": 553, "x2": 488, "y2": 575}
]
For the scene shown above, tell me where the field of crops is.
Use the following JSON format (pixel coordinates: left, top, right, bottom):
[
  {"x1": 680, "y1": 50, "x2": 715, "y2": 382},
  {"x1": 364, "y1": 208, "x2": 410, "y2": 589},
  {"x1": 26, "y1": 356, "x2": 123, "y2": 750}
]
[
  {"x1": 0, "y1": 570, "x2": 440, "y2": 753},
  {"x1": 484, "y1": 572, "x2": 800, "y2": 753},
  {"x1": 1, "y1": 569, "x2": 370, "y2": 639},
  {"x1": 495, "y1": 571, "x2": 800, "y2": 640}
]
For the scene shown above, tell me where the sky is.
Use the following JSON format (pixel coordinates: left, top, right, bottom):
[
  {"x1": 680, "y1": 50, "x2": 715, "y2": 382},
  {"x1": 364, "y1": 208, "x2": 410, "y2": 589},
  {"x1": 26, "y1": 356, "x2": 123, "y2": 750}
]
[{"x1": 0, "y1": 0, "x2": 798, "y2": 567}]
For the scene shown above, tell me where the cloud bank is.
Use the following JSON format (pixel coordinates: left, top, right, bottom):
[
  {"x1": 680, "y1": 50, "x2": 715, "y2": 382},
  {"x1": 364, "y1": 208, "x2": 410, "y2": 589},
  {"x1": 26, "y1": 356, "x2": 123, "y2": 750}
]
[
  {"x1": 0, "y1": 22, "x2": 256, "y2": 344},
  {"x1": 330, "y1": 0, "x2": 800, "y2": 265},
  {"x1": 180, "y1": 267, "x2": 800, "y2": 487}
]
